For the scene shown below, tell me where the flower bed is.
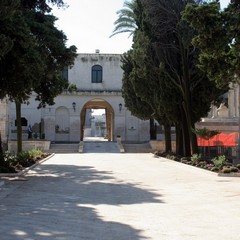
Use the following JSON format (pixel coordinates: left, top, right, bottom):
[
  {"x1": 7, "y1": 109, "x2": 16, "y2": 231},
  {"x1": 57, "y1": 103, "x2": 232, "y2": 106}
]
[
  {"x1": 0, "y1": 149, "x2": 51, "y2": 174},
  {"x1": 153, "y1": 151, "x2": 240, "y2": 177}
]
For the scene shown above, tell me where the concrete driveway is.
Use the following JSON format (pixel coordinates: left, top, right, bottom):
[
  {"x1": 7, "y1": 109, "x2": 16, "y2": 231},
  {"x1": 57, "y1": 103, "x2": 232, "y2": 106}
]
[{"x1": 0, "y1": 153, "x2": 240, "y2": 240}]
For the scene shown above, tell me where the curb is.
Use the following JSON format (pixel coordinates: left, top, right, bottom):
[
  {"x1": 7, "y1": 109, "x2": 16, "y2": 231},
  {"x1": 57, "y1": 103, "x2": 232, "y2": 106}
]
[
  {"x1": 0, "y1": 153, "x2": 55, "y2": 178},
  {"x1": 156, "y1": 155, "x2": 219, "y2": 176}
]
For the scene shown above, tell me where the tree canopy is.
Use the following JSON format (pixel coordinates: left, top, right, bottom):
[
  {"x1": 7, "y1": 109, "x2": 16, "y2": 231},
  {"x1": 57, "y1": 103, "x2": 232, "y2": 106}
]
[
  {"x1": 114, "y1": 0, "x2": 228, "y2": 156},
  {"x1": 0, "y1": 0, "x2": 77, "y2": 153},
  {"x1": 183, "y1": 0, "x2": 240, "y2": 86}
]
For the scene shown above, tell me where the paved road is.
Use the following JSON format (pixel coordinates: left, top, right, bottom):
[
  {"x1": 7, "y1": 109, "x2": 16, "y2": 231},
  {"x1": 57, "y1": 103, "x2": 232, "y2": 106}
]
[{"x1": 0, "y1": 153, "x2": 240, "y2": 240}]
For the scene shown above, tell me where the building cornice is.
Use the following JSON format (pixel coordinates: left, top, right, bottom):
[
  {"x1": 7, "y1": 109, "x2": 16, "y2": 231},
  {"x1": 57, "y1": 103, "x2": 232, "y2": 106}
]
[{"x1": 62, "y1": 90, "x2": 122, "y2": 96}]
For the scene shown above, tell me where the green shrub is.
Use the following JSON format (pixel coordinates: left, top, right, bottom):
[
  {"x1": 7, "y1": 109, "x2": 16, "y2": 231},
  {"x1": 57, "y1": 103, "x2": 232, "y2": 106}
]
[
  {"x1": 17, "y1": 151, "x2": 30, "y2": 161},
  {"x1": 40, "y1": 133, "x2": 45, "y2": 139},
  {"x1": 212, "y1": 155, "x2": 228, "y2": 169},
  {"x1": 3, "y1": 150, "x2": 17, "y2": 162},
  {"x1": 33, "y1": 133, "x2": 38, "y2": 139},
  {"x1": 27, "y1": 149, "x2": 43, "y2": 160},
  {"x1": 191, "y1": 154, "x2": 202, "y2": 165}
]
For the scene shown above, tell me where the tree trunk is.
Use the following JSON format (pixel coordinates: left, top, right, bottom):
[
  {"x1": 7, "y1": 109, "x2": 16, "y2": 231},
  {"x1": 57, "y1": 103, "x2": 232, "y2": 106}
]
[
  {"x1": 15, "y1": 101, "x2": 22, "y2": 153},
  {"x1": 164, "y1": 123, "x2": 172, "y2": 153},
  {"x1": 190, "y1": 124, "x2": 199, "y2": 154},
  {"x1": 175, "y1": 123, "x2": 183, "y2": 156},
  {"x1": 180, "y1": 105, "x2": 191, "y2": 157},
  {"x1": 150, "y1": 118, "x2": 157, "y2": 140},
  {"x1": 179, "y1": 40, "x2": 199, "y2": 155}
]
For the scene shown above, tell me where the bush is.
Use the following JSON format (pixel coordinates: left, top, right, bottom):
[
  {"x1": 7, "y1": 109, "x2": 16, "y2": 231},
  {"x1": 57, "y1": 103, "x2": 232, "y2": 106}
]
[
  {"x1": 0, "y1": 149, "x2": 45, "y2": 173},
  {"x1": 191, "y1": 154, "x2": 202, "y2": 165},
  {"x1": 40, "y1": 133, "x2": 45, "y2": 139},
  {"x1": 212, "y1": 155, "x2": 228, "y2": 169},
  {"x1": 3, "y1": 151, "x2": 17, "y2": 162},
  {"x1": 166, "y1": 153, "x2": 180, "y2": 161}
]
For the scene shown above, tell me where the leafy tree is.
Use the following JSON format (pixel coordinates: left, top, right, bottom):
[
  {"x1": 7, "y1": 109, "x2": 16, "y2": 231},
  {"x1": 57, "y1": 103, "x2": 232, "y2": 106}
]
[
  {"x1": 121, "y1": 51, "x2": 153, "y2": 120},
  {"x1": 0, "y1": 0, "x2": 77, "y2": 153},
  {"x1": 183, "y1": 0, "x2": 240, "y2": 86},
  {"x1": 137, "y1": 0, "x2": 228, "y2": 156},
  {"x1": 183, "y1": 0, "x2": 240, "y2": 162},
  {"x1": 121, "y1": 51, "x2": 157, "y2": 140},
  {"x1": 0, "y1": 0, "x2": 21, "y2": 160},
  {"x1": 114, "y1": 0, "x2": 227, "y2": 156},
  {"x1": 0, "y1": 0, "x2": 20, "y2": 58},
  {"x1": 130, "y1": 30, "x2": 179, "y2": 152}
]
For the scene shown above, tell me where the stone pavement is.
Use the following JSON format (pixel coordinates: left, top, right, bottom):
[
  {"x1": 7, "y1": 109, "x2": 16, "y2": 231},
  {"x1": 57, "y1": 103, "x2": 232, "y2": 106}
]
[{"x1": 0, "y1": 153, "x2": 240, "y2": 240}]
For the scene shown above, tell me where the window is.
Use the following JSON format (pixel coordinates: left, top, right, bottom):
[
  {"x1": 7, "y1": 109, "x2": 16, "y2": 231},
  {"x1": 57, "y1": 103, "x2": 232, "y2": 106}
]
[
  {"x1": 62, "y1": 67, "x2": 68, "y2": 81},
  {"x1": 92, "y1": 65, "x2": 102, "y2": 83}
]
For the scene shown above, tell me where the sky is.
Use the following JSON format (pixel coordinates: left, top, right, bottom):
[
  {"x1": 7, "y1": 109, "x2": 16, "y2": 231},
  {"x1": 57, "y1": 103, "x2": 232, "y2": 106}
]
[
  {"x1": 52, "y1": 0, "x2": 133, "y2": 54},
  {"x1": 52, "y1": 0, "x2": 231, "y2": 54}
]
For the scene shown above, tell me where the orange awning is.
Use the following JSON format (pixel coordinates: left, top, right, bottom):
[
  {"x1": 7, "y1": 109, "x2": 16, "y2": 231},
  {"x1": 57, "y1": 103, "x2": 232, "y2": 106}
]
[{"x1": 197, "y1": 132, "x2": 238, "y2": 147}]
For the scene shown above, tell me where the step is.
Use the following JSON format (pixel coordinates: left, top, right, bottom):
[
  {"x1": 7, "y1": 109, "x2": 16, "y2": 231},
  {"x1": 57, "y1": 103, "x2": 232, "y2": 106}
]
[
  {"x1": 123, "y1": 143, "x2": 152, "y2": 153},
  {"x1": 48, "y1": 143, "x2": 80, "y2": 153}
]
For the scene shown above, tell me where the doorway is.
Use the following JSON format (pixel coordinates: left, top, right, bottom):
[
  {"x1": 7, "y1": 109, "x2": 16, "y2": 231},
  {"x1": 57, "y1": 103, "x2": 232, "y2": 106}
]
[{"x1": 80, "y1": 99, "x2": 114, "y2": 141}]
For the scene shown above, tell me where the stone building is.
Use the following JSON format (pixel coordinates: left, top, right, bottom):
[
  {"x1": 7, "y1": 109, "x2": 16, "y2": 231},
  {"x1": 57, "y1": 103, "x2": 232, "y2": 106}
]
[{"x1": 1, "y1": 53, "x2": 150, "y2": 144}]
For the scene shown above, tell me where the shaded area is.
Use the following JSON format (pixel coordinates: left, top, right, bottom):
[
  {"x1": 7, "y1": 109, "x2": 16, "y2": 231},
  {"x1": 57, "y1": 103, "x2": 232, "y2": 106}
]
[{"x1": 0, "y1": 164, "x2": 163, "y2": 240}]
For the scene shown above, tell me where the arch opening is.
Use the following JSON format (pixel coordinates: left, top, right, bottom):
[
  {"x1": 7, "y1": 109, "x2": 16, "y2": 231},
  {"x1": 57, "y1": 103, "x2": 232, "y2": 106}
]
[{"x1": 80, "y1": 99, "x2": 114, "y2": 141}]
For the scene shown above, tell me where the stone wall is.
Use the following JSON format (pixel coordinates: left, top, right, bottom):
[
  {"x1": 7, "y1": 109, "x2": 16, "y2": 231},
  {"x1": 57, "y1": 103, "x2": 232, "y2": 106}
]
[
  {"x1": 8, "y1": 140, "x2": 51, "y2": 152},
  {"x1": 150, "y1": 140, "x2": 176, "y2": 152}
]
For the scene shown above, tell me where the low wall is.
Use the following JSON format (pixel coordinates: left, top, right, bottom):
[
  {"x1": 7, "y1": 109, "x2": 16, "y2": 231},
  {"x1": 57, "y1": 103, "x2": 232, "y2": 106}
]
[
  {"x1": 150, "y1": 140, "x2": 176, "y2": 152},
  {"x1": 8, "y1": 140, "x2": 51, "y2": 152}
]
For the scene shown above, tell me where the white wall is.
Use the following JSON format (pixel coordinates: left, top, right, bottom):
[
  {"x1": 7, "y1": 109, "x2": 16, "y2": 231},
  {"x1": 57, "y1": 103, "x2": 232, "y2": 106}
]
[
  {"x1": 69, "y1": 54, "x2": 123, "y2": 91},
  {"x1": 8, "y1": 53, "x2": 150, "y2": 143}
]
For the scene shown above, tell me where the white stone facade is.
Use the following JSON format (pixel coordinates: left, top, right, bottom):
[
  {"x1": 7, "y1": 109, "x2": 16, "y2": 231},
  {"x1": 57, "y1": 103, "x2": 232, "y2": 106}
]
[{"x1": 1, "y1": 53, "x2": 150, "y2": 143}]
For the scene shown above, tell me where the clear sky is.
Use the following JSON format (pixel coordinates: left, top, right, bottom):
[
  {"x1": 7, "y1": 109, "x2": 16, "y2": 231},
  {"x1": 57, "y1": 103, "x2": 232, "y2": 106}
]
[{"x1": 52, "y1": 0, "x2": 230, "y2": 54}]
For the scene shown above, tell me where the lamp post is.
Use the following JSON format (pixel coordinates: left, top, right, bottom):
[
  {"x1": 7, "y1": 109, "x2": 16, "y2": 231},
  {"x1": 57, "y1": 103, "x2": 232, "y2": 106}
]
[
  {"x1": 72, "y1": 102, "x2": 76, "y2": 112},
  {"x1": 119, "y1": 103, "x2": 122, "y2": 112}
]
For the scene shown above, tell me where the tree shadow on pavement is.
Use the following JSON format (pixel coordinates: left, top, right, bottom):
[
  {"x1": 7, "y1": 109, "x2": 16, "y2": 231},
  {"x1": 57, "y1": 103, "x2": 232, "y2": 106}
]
[{"x1": 0, "y1": 164, "x2": 164, "y2": 240}]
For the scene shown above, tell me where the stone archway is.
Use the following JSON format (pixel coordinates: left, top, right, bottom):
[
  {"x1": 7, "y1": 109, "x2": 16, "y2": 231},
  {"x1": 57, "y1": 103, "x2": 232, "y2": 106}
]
[{"x1": 80, "y1": 99, "x2": 114, "y2": 141}]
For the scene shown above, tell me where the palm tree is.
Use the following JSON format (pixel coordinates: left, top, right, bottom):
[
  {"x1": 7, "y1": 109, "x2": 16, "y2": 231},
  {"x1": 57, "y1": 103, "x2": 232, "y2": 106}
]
[{"x1": 110, "y1": 0, "x2": 137, "y2": 38}]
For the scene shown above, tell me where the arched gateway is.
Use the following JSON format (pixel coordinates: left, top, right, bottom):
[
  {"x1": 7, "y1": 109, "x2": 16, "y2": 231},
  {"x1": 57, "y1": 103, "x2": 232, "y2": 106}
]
[{"x1": 80, "y1": 99, "x2": 114, "y2": 141}]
